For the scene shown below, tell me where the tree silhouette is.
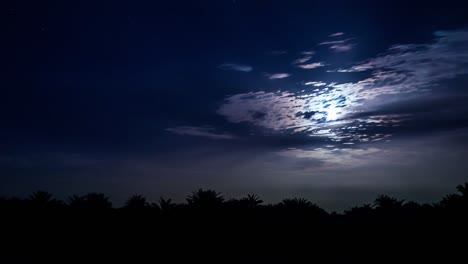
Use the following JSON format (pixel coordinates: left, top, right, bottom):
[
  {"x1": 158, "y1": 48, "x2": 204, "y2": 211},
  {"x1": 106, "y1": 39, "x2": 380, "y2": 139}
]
[
  {"x1": 28, "y1": 191, "x2": 62, "y2": 209},
  {"x1": 278, "y1": 198, "x2": 327, "y2": 216},
  {"x1": 402, "y1": 201, "x2": 423, "y2": 211},
  {"x1": 186, "y1": 189, "x2": 224, "y2": 209},
  {"x1": 68, "y1": 195, "x2": 86, "y2": 209},
  {"x1": 124, "y1": 195, "x2": 148, "y2": 210},
  {"x1": 437, "y1": 183, "x2": 468, "y2": 210},
  {"x1": 279, "y1": 198, "x2": 313, "y2": 209},
  {"x1": 344, "y1": 204, "x2": 374, "y2": 217},
  {"x1": 29, "y1": 190, "x2": 53, "y2": 204},
  {"x1": 456, "y1": 183, "x2": 468, "y2": 197},
  {"x1": 68, "y1": 193, "x2": 112, "y2": 210},
  {"x1": 157, "y1": 197, "x2": 177, "y2": 212},
  {"x1": 374, "y1": 195, "x2": 404, "y2": 211},
  {"x1": 439, "y1": 194, "x2": 464, "y2": 209},
  {"x1": 239, "y1": 194, "x2": 263, "y2": 208}
]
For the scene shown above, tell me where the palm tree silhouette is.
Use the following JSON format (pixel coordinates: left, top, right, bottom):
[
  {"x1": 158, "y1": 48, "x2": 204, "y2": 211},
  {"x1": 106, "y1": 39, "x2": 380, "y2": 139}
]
[
  {"x1": 28, "y1": 191, "x2": 62, "y2": 209},
  {"x1": 344, "y1": 204, "x2": 374, "y2": 217},
  {"x1": 402, "y1": 201, "x2": 423, "y2": 212},
  {"x1": 157, "y1": 197, "x2": 177, "y2": 211},
  {"x1": 239, "y1": 194, "x2": 263, "y2": 208},
  {"x1": 279, "y1": 198, "x2": 313, "y2": 209},
  {"x1": 186, "y1": 189, "x2": 224, "y2": 209},
  {"x1": 278, "y1": 198, "x2": 327, "y2": 216},
  {"x1": 68, "y1": 193, "x2": 112, "y2": 210},
  {"x1": 439, "y1": 194, "x2": 463, "y2": 209},
  {"x1": 124, "y1": 195, "x2": 148, "y2": 209},
  {"x1": 68, "y1": 195, "x2": 86, "y2": 209},
  {"x1": 374, "y1": 195, "x2": 404, "y2": 211},
  {"x1": 437, "y1": 182, "x2": 468, "y2": 209},
  {"x1": 456, "y1": 183, "x2": 468, "y2": 197}
]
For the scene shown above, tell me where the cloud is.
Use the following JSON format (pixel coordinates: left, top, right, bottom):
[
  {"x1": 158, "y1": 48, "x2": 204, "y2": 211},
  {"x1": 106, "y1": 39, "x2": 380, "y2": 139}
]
[
  {"x1": 217, "y1": 30, "x2": 468, "y2": 145},
  {"x1": 330, "y1": 44, "x2": 354, "y2": 52},
  {"x1": 319, "y1": 38, "x2": 354, "y2": 52},
  {"x1": 296, "y1": 62, "x2": 324, "y2": 69},
  {"x1": 217, "y1": 90, "x2": 353, "y2": 133},
  {"x1": 216, "y1": 88, "x2": 399, "y2": 144},
  {"x1": 292, "y1": 55, "x2": 313, "y2": 64},
  {"x1": 343, "y1": 30, "x2": 468, "y2": 75},
  {"x1": 266, "y1": 73, "x2": 291, "y2": 80},
  {"x1": 218, "y1": 63, "x2": 253, "y2": 72},
  {"x1": 166, "y1": 126, "x2": 236, "y2": 140},
  {"x1": 304, "y1": 81, "x2": 327, "y2": 87},
  {"x1": 277, "y1": 147, "x2": 383, "y2": 168},
  {"x1": 329, "y1": 32, "x2": 344, "y2": 37},
  {"x1": 319, "y1": 39, "x2": 351, "y2": 45},
  {"x1": 301, "y1": 51, "x2": 315, "y2": 55}
]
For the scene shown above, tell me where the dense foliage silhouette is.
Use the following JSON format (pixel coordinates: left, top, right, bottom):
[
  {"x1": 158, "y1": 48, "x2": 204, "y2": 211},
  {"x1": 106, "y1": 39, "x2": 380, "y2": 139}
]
[{"x1": 1, "y1": 183, "x2": 467, "y2": 263}]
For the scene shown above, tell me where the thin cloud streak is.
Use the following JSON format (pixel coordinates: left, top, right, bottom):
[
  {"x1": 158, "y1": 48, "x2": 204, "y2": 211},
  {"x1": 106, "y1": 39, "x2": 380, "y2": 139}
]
[
  {"x1": 292, "y1": 56, "x2": 313, "y2": 64},
  {"x1": 330, "y1": 44, "x2": 354, "y2": 52},
  {"x1": 266, "y1": 73, "x2": 291, "y2": 80},
  {"x1": 166, "y1": 126, "x2": 237, "y2": 140},
  {"x1": 329, "y1": 32, "x2": 344, "y2": 37},
  {"x1": 218, "y1": 63, "x2": 253, "y2": 72},
  {"x1": 319, "y1": 39, "x2": 352, "y2": 45}
]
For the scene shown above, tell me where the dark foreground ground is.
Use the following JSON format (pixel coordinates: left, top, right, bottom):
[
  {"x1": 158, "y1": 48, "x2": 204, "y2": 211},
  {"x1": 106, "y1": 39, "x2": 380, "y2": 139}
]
[{"x1": 2, "y1": 185, "x2": 468, "y2": 263}]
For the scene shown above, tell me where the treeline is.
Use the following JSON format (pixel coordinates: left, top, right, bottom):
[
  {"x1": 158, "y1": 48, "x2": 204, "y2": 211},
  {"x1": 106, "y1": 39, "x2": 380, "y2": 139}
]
[
  {"x1": 2, "y1": 183, "x2": 468, "y2": 263},
  {"x1": 1, "y1": 183, "x2": 467, "y2": 215}
]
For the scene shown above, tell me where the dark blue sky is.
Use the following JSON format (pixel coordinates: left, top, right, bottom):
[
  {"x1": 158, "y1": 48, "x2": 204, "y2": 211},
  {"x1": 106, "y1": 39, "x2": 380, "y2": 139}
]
[{"x1": 2, "y1": 0, "x2": 468, "y2": 210}]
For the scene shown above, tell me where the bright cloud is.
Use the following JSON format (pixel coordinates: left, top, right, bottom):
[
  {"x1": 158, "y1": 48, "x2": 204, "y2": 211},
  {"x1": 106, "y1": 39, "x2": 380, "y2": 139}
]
[
  {"x1": 304, "y1": 81, "x2": 327, "y2": 87},
  {"x1": 296, "y1": 62, "x2": 325, "y2": 69},
  {"x1": 217, "y1": 30, "x2": 468, "y2": 144},
  {"x1": 266, "y1": 73, "x2": 291, "y2": 79}
]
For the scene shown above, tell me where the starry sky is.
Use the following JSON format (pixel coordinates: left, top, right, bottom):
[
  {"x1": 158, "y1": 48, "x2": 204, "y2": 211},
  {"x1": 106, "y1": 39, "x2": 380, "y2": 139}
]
[{"x1": 2, "y1": 0, "x2": 468, "y2": 210}]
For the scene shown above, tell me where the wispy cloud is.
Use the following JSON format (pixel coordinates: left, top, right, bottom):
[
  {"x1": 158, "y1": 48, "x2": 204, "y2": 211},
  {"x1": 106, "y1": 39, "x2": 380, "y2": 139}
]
[
  {"x1": 330, "y1": 44, "x2": 354, "y2": 52},
  {"x1": 277, "y1": 147, "x2": 383, "y2": 168},
  {"x1": 266, "y1": 73, "x2": 291, "y2": 80},
  {"x1": 342, "y1": 30, "x2": 468, "y2": 75},
  {"x1": 319, "y1": 39, "x2": 350, "y2": 45},
  {"x1": 166, "y1": 126, "x2": 236, "y2": 140},
  {"x1": 329, "y1": 32, "x2": 344, "y2": 37},
  {"x1": 301, "y1": 51, "x2": 315, "y2": 55},
  {"x1": 296, "y1": 62, "x2": 324, "y2": 69},
  {"x1": 319, "y1": 38, "x2": 354, "y2": 52},
  {"x1": 292, "y1": 55, "x2": 313, "y2": 64},
  {"x1": 218, "y1": 63, "x2": 253, "y2": 72}
]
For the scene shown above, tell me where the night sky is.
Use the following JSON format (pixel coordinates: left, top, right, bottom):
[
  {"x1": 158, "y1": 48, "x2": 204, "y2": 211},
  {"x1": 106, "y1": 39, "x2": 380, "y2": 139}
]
[{"x1": 2, "y1": 0, "x2": 468, "y2": 210}]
